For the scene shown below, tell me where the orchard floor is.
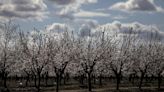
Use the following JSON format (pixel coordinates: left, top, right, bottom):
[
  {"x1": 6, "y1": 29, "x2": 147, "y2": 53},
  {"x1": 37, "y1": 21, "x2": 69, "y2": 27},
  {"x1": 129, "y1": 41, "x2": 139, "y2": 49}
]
[
  {"x1": 1, "y1": 86, "x2": 164, "y2": 92},
  {"x1": 43, "y1": 87, "x2": 164, "y2": 92},
  {"x1": 0, "y1": 79, "x2": 164, "y2": 92}
]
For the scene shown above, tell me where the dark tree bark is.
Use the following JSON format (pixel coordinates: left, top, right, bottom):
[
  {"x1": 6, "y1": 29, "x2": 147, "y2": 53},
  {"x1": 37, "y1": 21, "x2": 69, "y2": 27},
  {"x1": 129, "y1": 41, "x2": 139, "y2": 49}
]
[
  {"x1": 99, "y1": 75, "x2": 102, "y2": 86},
  {"x1": 3, "y1": 73, "x2": 7, "y2": 88},
  {"x1": 80, "y1": 74, "x2": 84, "y2": 85},
  {"x1": 25, "y1": 76, "x2": 30, "y2": 86},
  {"x1": 158, "y1": 73, "x2": 162, "y2": 90},
  {"x1": 54, "y1": 62, "x2": 68, "y2": 92},
  {"x1": 37, "y1": 74, "x2": 41, "y2": 92},
  {"x1": 110, "y1": 62, "x2": 123, "y2": 90},
  {"x1": 81, "y1": 62, "x2": 96, "y2": 92},
  {"x1": 1, "y1": 71, "x2": 8, "y2": 88},
  {"x1": 139, "y1": 72, "x2": 145, "y2": 89},
  {"x1": 88, "y1": 73, "x2": 92, "y2": 92},
  {"x1": 45, "y1": 72, "x2": 48, "y2": 86},
  {"x1": 34, "y1": 75, "x2": 37, "y2": 87},
  {"x1": 56, "y1": 75, "x2": 59, "y2": 92},
  {"x1": 116, "y1": 75, "x2": 120, "y2": 90}
]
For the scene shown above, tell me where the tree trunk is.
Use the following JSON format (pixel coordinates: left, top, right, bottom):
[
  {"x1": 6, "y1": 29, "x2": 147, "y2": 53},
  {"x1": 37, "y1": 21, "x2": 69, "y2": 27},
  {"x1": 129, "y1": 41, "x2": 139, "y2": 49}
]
[
  {"x1": 3, "y1": 73, "x2": 8, "y2": 88},
  {"x1": 59, "y1": 74, "x2": 62, "y2": 86},
  {"x1": 139, "y1": 73, "x2": 144, "y2": 89},
  {"x1": 45, "y1": 76, "x2": 48, "y2": 86},
  {"x1": 37, "y1": 74, "x2": 41, "y2": 92},
  {"x1": 116, "y1": 74, "x2": 120, "y2": 90},
  {"x1": 93, "y1": 76, "x2": 96, "y2": 84},
  {"x1": 64, "y1": 76, "x2": 66, "y2": 85},
  {"x1": 132, "y1": 75, "x2": 135, "y2": 84},
  {"x1": 99, "y1": 75, "x2": 102, "y2": 86},
  {"x1": 26, "y1": 76, "x2": 29, "y2": 87},
  {"x1": 129, "y1": 74, "x2": 132, "y2": 82},
  {"x1": 88, "y1": 73, "x2": 92, "y2": 92},
  {"x1": 158, "y1": 73, "x2": 161, "y2": 90},
  {"x1": 34, "y1": 75, "x2": 37, "y2": 87},
  {"x1": 80, "y1": 75, "x2": 84, "y2": 85},
  {"x1": 4, "y1": 75, "x2": 7, "y2": 88},
  {"x1": 56, "y1": 75, "x2": 59, "y2": 92}
]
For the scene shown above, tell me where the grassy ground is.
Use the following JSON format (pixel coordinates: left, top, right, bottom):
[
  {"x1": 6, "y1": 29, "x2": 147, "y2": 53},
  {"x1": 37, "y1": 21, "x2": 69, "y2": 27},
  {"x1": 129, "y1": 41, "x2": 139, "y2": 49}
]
[
  {"x1": 2, "y1": 86, "x2": 164, "y2": 92},
  {"x1": 0, "y1": 79, "x2": 164, "y2": 92}
]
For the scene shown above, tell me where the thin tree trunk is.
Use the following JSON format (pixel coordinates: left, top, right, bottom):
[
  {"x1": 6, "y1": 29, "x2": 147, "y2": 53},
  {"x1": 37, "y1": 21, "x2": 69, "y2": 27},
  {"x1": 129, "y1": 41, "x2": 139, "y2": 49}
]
[
  {"x1": 26, "y1": 76, "x2": 29, "y2": 87},
  {"x1": 158, "y1": 73, "x2": 161, "y2": 90},
  {"x1": 139, "y1": 73, "x2": 144, "y2": 89},
  {"x1": 45, "y1": 76, "x2": 48, "y2": 86},
  {"x1": 93, "y1": 76, "x2": 96, "y2": 84},
  {"x1": 132, "y1": 75, "x2": 135, "y2": 84},
  {"x1": 59, "y1": 74, "x2": 62, "y2": 86},
  {"x1": 88, "y1": 73, "x2": 92, "y2": 92},
  {"x1": 3, "y1": 73, "x2": 8, "y2": 88},
  {"x1": 63, "y1": 76, "x2": 66, "y2": 85},
  {"x1": 37, "y1": 74, "x2": 41, "y2": 92},
  {"x1": 129, "y1": 74, "x2": 132, "y2": 82},
  {"x1": 116, "y1": 75, "x2": 120, "y2": 90},
  {"x1": 81, "y1": 75, "x2": 84, "y2": 85},
  {"x1": 34, "y1": 75, "x2": 37, "y2": 87},
  {"x1": 99, "y1": 75, "x2": 102, "y2": 86},
  {"x1": 4, "y1": 75, "x2": 7, "y2": 88},
  {"x1": 56, "y1": 75, "x2": 59, "y2": 92}
]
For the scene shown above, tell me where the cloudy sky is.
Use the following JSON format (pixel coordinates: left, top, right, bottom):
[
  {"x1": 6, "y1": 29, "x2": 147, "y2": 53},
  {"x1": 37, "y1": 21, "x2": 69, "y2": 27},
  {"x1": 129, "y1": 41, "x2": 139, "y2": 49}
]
[{"x1": 0, "y1": 0, "x2": 164, "y2": 37}]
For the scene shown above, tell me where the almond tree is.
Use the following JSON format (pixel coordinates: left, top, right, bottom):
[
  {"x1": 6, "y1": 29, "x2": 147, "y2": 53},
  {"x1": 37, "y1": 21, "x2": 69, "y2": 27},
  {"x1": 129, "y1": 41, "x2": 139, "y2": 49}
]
[
  {"x1": 18, "y1": 30, "x2": 49, "y2": 92},
  {"x1": 0, "y1": 22, "x2": 18, "y2": 88},
  {"x1": 131, "y1": 42, "x2": 154, "y2": 89},
  {"x1": 149, "y1": 39, "x2": 164, "y2": 89},
  {"x1": 47, "y1": 31, "x2": 75, "y2": 92},
  {"x1": 106, "y1": 32, "x2": 136, "y2": 90},
  {"x1": 131, "y1": 32, "x2": 163, "y2": 90},
  {"x1": 94, "y1": 32, "x2": 116, "y2": 86},
  {"x1": 79, "y1": 40, "x2": 97, "y2": 92},
  {"x1": 31, "y1": 32, "x2": 49, "y2": 91},
  {"x1": 15, "y1": 31, "x2": 32, "y2": 86},
  {"x1": 73, "y1": 32, "x2": 109, "y2": 92}
]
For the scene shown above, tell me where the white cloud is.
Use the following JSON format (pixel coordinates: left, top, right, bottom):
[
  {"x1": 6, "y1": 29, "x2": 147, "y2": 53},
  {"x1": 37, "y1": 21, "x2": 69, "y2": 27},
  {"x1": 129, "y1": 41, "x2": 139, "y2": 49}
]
[
  {"x1": 50, "y1": 0, "x2": 97, "y2": 6},
  {"x1": 112, "y1": 15, "x2": 126, "y2": 20},
  {"x1": 46, "y1": 23, "x2": 72, "y2": 33},
  {"x1": 34, "y1": 20, "x2": 164, "y2": 43},
  {"x1": 0, "y1": 0, "x2": 48, "y2": 21},
  {"x1": 110, "y1": 0, "x2": 164, "y2": 13},
  {"x1": 49, "y1": 0, "x2": 76, "y2": 6},
  {"x1": 74, "y1": 10, "x2": 110, "y2": 18},
  {"x1": 79, "y1": 24, "x2": 92, "y2": 37},
  {"x1": 40, "y1": 19, "x2": 98, "y2": 38},
  {"x1": 75, "y1": 19, "x2": 98, "y2": 37},
  {"x1": 50, "y1": 0, "x2": 98, "y2": 19},
  {"x1": 44, "y1": 21, "x2": 164, "y2": 42},
  {"x1": 55, "y1": 9, "x2": 75, "y2": 20},
  {"x1": 29, "y1": 23, "x2": 73, "y2": 41},
  {"x1": 92, "y1": 21, "x2": 164, "y2": 41}
]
